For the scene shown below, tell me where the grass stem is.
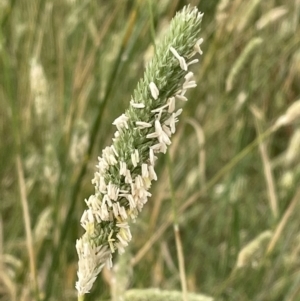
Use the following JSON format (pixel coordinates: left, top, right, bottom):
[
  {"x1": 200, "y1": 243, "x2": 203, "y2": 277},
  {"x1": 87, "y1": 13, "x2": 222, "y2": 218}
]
[
  {"x1": 16, "y1": 155, "x2": 40, "y2": 301},
  {"x1": 167, "y1": 153, "x2": 187, "y2": 301}
]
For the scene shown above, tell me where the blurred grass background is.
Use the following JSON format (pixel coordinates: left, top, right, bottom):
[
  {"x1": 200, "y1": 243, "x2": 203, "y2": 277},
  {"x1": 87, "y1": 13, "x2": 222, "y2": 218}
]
[{"x1": 1, "y1": 0, "x2": 300, "y2": 300}]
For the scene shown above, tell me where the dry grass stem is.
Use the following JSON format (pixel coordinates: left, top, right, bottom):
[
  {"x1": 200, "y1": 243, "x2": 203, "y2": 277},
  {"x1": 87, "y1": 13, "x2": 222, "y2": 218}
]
[
  {"x1": 266, "y1": 188, "x2": 300, "y2": 254},
  {"x1": 186, "y1": 118, "x2": 206, "y2": 191},
  {"x1": 16, "y1": 155, "x2": 39, "y2": 299},
  {"x1": 174, "y1": 224, "x2": 188, "y2": 301},
  {"x1": 251, "y1": 105, "x2": 278, "y2": 218}
]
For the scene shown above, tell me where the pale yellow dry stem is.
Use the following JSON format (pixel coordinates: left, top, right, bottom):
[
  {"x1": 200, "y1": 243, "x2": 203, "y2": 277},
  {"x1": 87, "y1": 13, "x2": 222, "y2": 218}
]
[
  {"x1": 16, "y1": 155, "x2": 39, "y2": 299},
  {"x1": 266, "y1": 188, "x2": 300, "y2": 255},
  {"x1": 167, "y1": 146, "x2": 188, "y2": 301},
  {"x1": 236, "y1": 230, "x2": 272, "y2": 268},
  {"x1": 251, "y1": 105, "x2": 278, "y2": 219},
  {"x1": 186, "y1": 118, "x2": 206, "y2": 192},
  {"x1": 174, "y1": 224, "x2": 188, "y2": 301},
  {"x1": 161, "y1": 241, "x2": 177, "y2": 273},
  {"x1": 149, "y1": 177, "x2": 166, "y2": 232}
]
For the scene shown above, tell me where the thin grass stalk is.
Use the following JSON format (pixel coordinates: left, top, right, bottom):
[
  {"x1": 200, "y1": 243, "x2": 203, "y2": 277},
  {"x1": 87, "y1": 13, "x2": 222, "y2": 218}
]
[
  {"x1": 186, "y1": 118, "x2": 206, "y2": 192},
  {"x1": 167, "y1": 153, "x2": 188, "y2": 301},
  {"x1": 147, "y1": 0, "x2": 156, "y2": 49},
  {"x1": 266, "y1": 188, "x2": 300, "y2": 255},
  {"x1": 16, "y1": 155, "x2": 40, "y2": 301},
  {"x1": 174, "y1": 224, "x2": 188, "y2": 301},
  {"x1": 251, "y1": 107, "x2": 278, "y2": 219}
]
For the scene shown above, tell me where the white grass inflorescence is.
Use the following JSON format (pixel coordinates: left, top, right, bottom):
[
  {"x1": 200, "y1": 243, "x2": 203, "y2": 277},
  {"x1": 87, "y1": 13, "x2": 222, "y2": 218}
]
[{"x1": 75, "y1": 5, "x2": 204, "y2": 296}]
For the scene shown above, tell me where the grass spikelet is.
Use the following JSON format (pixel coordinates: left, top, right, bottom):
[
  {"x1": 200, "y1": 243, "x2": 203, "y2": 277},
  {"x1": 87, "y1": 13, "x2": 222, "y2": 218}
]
[
  {"x1": 16, "y1": 155, "x2": 39, "y2": 299},
  {"x1": 33, "y1": 207, "x2": 53, "y2": 245},
  {"x1": 69, "y1": 120, "x2": 89, "y2": 164},
  {"x1": 273, "y1": 129, "x2": 300, "y2": 167},
  {"x1": 29, "y1": 58, "x2": 50, "y2": 121},
  {"x1": 228, "y1": 175, "x2": 247, "y2": 203},
  {"x1": 273, "y1": 99, "x2": 300, "y2": 130},
  {"x1": 256, "y1": 6, "x2": 288, "y2": 30},
  {"x1": 226, "y1": 37, "x2": 263, "y2": 92},
  {"x1": 236, "y1": 0, "x2": 262, "y2": 32},
  {"x1": 236, "y1": 230, "x2": 272, "y2": 268},
  {"x1": 282, "y1": 129, "x2": 300, "y2": 166}
]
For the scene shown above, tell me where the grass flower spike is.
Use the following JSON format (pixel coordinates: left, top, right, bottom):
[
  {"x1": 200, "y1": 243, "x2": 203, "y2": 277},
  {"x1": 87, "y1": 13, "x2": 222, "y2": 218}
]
[{"x1": 76, "y1": 5, "x2": 204, "y2": 297}]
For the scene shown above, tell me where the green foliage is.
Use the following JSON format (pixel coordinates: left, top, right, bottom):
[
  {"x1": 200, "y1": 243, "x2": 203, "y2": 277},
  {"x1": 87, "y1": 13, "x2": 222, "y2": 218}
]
[{"x1": 0, "y1": 0, "x2": 300, "y2": 301}]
